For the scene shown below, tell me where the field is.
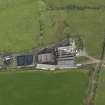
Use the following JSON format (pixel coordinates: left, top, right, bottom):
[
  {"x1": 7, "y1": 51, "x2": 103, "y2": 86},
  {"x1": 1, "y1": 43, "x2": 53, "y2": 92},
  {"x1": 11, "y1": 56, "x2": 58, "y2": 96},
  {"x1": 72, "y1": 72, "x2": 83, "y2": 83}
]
[
  {"x1": 0, "y1": 0, "x2": 104, "y2": 58},
  {"x1": 95, "y1": 69, "x2": 105, "y2": 105},
  {"x1": 0, "y1": 0, "x2": 39, "y2": 52},
  {"x1": 0, "y1": 70, "x2": 88, "y2": 105},
  {"x1": 45, "y1": 10, "x2": 105, "y2": 58}
]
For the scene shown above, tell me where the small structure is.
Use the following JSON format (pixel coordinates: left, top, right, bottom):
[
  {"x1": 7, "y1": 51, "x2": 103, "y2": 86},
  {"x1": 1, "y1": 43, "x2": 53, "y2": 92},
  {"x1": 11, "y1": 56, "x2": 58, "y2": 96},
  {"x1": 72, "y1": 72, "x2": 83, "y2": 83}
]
[
  {"x1": 3, "y1": 56, "x2": 13, "y2": 66},
  {"x1": 56, "y1": 38, "x2": 77, "y2": 67},
  {"x1": 36, "y1": 64, "x2": 56, "y2": 70},
  {"x1": 17, "y1": 55, "x2": 33, "y2": 66},
  {"x1": 37, "y1": 53, "x2": 55, "y2": 64},
  {"x1": 37, "y1": 47, "x2": 56, "y2": 65}
]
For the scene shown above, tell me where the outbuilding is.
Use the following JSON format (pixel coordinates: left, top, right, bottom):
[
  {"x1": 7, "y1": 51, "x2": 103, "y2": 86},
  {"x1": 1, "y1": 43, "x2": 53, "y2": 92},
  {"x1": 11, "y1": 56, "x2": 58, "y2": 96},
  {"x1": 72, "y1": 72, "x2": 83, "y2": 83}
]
[
  {"x1": 17, "y1": 55, "x2": 33, "y2": 66},
  {"x1": 37, "y1": 53, "x2": 55, "y2": 64}
]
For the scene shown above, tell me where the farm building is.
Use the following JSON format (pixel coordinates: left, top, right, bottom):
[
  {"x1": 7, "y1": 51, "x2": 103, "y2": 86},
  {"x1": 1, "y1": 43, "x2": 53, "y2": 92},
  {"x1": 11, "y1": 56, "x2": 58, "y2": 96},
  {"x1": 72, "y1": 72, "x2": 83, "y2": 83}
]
[
  {"x1": 36, "y1": 47, "x2": 56, "y2": 65},
  {"x1": 56, "y1": 38, "x2": 77, "y2": 67},
  {"x1": 36, "y1": 37, "x2": 77, "y2": 68},
  {"x1": 3, "y1": 56, "x2": 13, "y2": 65},
  {"x1": 0, "y1": 37, "x2": 78, "y2": 70},
  {"x1": 17, "y1": 55, "x2": 33, "y2": 66},
  {"x1": 37, "y1": 53, "x2": 55, "y2": 64}
]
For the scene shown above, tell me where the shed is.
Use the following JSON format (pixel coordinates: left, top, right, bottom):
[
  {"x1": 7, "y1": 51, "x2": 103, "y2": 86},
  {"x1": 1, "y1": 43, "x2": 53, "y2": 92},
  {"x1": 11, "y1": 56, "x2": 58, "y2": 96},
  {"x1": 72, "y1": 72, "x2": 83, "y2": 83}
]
[
  {"x1": 37, "y1": 53, "x2": 55, "y2": 64},
  {"x1": 17, "y1": 55, "x2": 33, "y2": 66},
  {"x1": 3, "y1": 56, "x2": 13, "y2": 65}
]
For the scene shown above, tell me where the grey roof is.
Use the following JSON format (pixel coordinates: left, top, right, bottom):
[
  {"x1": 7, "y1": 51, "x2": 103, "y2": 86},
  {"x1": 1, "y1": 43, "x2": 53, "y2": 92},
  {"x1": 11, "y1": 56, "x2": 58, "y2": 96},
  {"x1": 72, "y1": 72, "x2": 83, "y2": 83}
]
[{"x1": 38, "y1": 53, "x2": 54, "y2": 64}]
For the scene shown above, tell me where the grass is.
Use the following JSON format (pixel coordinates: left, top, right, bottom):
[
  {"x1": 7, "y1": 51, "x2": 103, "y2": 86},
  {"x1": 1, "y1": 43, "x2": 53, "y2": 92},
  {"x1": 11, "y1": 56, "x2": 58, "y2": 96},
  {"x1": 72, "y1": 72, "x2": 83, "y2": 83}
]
[
  {"x1": 0, "y1": 0, "x2": 104, "y2": 57},
  {"x1": 95, "y1": 68, "x2": 105, "y2": 105},
  {"x1": 0, "y1": 70, "x2": 88, "y2": 105},
  {"x1": 75, "y1": 56, "x2": 89, "y2": 63},
  {"x1": 0, "y1": 0, "x2": 39, "y2": 52},
  {"x1": 43, "y1": 10, "x2": 105, "y2": 58}
]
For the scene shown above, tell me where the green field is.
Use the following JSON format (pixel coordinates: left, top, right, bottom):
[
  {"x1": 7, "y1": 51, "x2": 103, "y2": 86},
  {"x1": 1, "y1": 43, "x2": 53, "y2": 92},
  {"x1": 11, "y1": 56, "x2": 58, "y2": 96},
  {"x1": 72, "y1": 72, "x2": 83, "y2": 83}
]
[
  {"x1": 0, "y1": 0, "x2": 105, "y2": 105},
  {"x1": 0, "y1": 0, "x2": 104, "y2": 58},
  {"x1": 95, "y1": 69, "x2": 105, "y2": 105},
  {"x1": 0, "y1": 70, "x2": 88, "y2": 105},
  {"x1": 44, "y1": 10, "x2": 105, "y2": 58},
  {"x1": 0, "y1": 0, "x2": 40, "y2": 52}
]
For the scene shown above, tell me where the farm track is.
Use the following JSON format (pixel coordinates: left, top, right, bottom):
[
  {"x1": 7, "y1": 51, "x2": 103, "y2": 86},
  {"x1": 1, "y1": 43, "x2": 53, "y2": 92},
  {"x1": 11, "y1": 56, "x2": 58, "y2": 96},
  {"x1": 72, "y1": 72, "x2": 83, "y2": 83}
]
[
  {"x1": 84, "y1": 39, "x2": 105, "y2": 105},
  {"x1": 0, "y1": 1, "x2": 105, "y2": 104}
]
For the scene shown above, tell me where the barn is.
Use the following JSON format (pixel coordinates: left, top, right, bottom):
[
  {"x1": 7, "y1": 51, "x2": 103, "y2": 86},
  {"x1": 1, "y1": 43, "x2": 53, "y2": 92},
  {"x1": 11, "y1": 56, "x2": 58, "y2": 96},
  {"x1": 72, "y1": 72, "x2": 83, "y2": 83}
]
[
  {"x1": 37, "y1": 53, "x2": 55, "y2": 64},
  {"x1": 17, "y1": 55, "x2": 33, "y2": 66},
  {"x1": 56, "y1": 38, "x2": 77, "y2": 67}
]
